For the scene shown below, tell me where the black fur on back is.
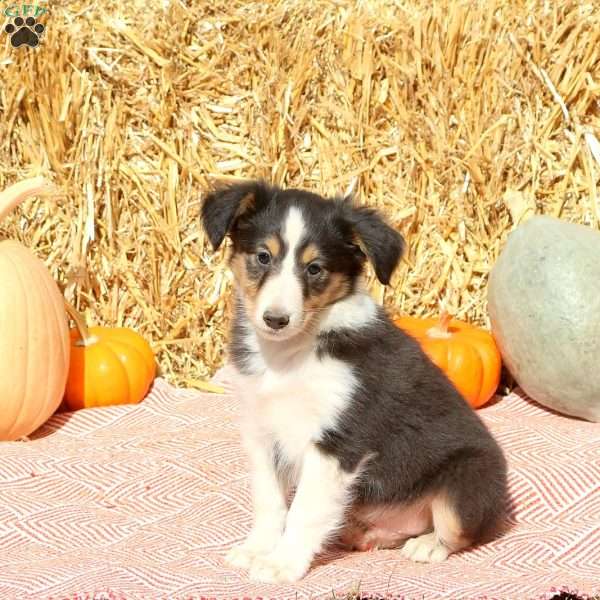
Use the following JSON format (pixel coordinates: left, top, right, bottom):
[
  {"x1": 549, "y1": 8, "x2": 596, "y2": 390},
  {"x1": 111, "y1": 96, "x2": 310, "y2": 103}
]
[{"x1": 316, "y1": 306, "x2": 509, "y2": 541}]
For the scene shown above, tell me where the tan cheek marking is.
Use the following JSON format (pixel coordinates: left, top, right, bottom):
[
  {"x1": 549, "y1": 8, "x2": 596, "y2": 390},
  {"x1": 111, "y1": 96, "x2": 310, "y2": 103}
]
[
  {"x1": 301, "y1": 243, "x2": 319, "y2": 265},
  {"x1": 265, "y1": 235, "x2": 281, "y2": 258},
  {"x1": 230, "y1": 253, "x2": 260, "y2": 311},
  {"x1": 305, "y1": 273, "x2": 350, "y2": 311}
]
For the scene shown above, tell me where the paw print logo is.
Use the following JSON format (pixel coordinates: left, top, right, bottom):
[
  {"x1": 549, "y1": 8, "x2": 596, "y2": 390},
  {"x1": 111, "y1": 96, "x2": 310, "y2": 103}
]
[{"x1": 4, "y1": 16, "x2": 45, "y2": 48}]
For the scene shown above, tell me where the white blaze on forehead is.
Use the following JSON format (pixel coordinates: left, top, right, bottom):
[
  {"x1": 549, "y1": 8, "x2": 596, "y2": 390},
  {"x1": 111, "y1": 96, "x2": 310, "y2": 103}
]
[
  {"x1": 255, "y1": 207, "x2": 306, "y2": 330},
  {"x1": 282, "y1": 206, "x2": 306, "y2": 256}
]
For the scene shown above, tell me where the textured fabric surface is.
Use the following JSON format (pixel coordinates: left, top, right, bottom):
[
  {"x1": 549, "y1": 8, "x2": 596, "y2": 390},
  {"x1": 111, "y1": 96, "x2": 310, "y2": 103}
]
[{"x1": 1, "y1": 366, "x2": 598, "y2": 600}]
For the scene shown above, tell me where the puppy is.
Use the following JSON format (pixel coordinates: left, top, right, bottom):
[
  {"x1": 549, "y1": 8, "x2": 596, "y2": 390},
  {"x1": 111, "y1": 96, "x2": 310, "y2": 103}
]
[{"x1": 201, "y1": 181, "x2": 508, "y2": 583}]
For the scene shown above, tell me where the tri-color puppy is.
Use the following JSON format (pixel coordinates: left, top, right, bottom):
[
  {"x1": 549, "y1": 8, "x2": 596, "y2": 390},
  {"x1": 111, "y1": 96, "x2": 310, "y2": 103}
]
[{"x1": 201, "y1": 181, "x2": 508, "y2": 583}]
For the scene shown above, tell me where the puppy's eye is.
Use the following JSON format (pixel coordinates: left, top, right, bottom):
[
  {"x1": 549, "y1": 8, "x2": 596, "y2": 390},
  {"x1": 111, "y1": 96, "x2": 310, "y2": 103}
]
[
  {"x1": 256, "y1": 251, "x2": 271, "y2": 265},
  {"x1": 307, "y1": 263, "x2": 322, "y2": 276}
]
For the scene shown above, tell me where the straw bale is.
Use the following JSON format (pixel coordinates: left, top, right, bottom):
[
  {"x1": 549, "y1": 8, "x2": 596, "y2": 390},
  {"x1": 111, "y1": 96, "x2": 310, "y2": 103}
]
[{"x1": 1, "y1": 0, "x2": 598, "y2": 387}]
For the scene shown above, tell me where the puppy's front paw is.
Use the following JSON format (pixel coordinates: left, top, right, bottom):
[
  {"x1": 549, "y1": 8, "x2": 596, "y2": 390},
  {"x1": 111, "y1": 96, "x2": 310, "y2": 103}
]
[
  {"x1": 401, "y1": 532, "x2": 449, "y2": 563},
  {"x1": 226, "y1": 543, "x2": 259, "y2": 570},
  {"x1": 225, "y1": 529, "x2": 281, "y2": 570},
  {"x1": 249, "y1": 550, "x2": 309, "y2": 583}
]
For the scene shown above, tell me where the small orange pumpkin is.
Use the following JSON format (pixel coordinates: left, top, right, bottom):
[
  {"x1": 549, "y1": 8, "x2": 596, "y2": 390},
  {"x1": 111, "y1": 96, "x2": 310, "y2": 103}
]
[
  {"x1": 63, "y1": 303, "x2": 156, "y2": 410},
  {"x1": 394, "y1": 312, "x2": 501, "y2": 408}
]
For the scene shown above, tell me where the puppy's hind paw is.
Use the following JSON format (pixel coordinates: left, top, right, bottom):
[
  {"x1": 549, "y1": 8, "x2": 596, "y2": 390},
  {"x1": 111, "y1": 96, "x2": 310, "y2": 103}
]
[{"x1": 401, "y1": 532, "x2": 449, "y2": 563}]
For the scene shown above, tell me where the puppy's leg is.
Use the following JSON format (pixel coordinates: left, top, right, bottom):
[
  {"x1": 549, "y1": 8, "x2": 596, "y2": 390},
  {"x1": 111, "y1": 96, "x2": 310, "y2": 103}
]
[
  {"x1": 226, "y1": 432, "x2": 288, "y2": 570},
  {"x1": 402, "y1": 446, "x2": 507, "y2": 563},
  {"x1": 250, "y1": 445, "x2": 355, "y2": 583},
  {"x1": 401, "y1": 494, "x2": 468, "y2": 563}
]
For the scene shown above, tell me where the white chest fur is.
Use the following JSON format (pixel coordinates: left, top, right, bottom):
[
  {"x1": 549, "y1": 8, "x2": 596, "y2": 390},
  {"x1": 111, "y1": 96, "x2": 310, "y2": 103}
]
[{"x1": 235, "y1": 343, "x2": 356, "y2": 468}]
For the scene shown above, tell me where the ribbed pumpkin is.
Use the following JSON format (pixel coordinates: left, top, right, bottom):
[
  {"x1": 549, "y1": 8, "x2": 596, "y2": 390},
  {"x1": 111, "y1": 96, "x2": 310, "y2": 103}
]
[
  {"x1": 0, "y1": 177, "x2": 70, "y2": 440},
  {"x1": 63, "y1": 303, "x2": 156, "y2": 410},
  {"x1": 395, "y1": 313, "x2": 501, "y2": 408}
]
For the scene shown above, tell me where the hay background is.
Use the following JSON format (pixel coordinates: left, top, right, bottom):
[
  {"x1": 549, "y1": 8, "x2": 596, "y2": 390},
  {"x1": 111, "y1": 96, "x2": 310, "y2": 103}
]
[{"x1": 1, "y1": 0, "x2": 599, "y2": 387}]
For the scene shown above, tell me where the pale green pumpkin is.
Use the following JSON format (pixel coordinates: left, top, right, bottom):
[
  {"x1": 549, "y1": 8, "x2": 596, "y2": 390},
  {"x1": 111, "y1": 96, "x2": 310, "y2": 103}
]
[{"x1": 488, "y1": 215, "x2": 600, "y2": 422}]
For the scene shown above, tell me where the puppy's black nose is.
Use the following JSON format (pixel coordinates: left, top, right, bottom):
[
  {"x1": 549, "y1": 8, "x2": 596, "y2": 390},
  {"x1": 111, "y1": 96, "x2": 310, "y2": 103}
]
[{"x1": 263, "y1": 311, "x2": 290, "y2": 330}]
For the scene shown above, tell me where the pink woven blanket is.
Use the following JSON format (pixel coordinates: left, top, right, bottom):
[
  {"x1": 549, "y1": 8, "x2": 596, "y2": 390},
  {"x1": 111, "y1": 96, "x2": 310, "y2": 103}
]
[{"x1": 1, "y1": 366, "x2": 598, "y2": 599}]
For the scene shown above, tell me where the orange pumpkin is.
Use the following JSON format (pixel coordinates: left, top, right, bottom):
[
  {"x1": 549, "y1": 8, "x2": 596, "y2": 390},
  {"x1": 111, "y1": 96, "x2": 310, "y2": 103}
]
[
  {"x1": 0, "y1": 177, "x2": 70, "y2": 441},
  {"x1": 394, "y1": 312, "x2": 501, "y2": 408},
  {"x1": 63, "y1": 303, "x2": 156, "y2": 410}
]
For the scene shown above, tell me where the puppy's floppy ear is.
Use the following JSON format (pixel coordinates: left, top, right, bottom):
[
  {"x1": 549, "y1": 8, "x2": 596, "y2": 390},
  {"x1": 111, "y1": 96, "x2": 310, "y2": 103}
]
[
  {"x1": 346, "y1": 203, "x2": 405, "y2": 285},
  {"x1": 201, "y1": 181, "x2": 266, "y2": 250}
]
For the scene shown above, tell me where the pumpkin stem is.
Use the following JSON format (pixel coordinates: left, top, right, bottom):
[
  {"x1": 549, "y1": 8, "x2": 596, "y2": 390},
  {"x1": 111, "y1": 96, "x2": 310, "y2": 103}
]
[
  {"x1": 427, "y1": 310, "x2": 453, "y2": 339},
  {"x1": 0, "y1": 177, "x2": 56, "y2": 225},
  {"x1": 64, "y1": 301, "x2": 98, "y2": 347}
]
